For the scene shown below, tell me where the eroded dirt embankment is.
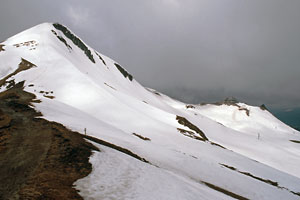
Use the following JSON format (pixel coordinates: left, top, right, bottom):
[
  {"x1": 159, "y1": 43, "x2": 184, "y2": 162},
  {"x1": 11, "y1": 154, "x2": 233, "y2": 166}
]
[{"x1": 0, "y1": 82, "x2": 98, "y2": 200}]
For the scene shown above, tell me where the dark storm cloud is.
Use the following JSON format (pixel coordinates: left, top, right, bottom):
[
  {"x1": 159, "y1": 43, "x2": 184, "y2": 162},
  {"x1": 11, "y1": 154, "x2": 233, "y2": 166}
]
[{"x1": 1, "y1": 0, "x2": 300, "y2": 108}]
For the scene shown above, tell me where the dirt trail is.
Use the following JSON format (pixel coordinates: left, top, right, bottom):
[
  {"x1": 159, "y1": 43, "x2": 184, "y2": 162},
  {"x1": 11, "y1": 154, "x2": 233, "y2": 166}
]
[{"x1": 0, "y1": 82, "x2": 98, "y2": 200}]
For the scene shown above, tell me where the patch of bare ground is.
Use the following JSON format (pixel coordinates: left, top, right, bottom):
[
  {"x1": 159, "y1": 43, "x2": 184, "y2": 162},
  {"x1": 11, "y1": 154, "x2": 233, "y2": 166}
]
[
  {"x1": 81, "y1": 134, "x2": 150, "y2": 164},
  {"x1": 290, "y1": 140, "x2": 300, "y2": 144},
  {"x1": 0, "y1": 82, "x2": 99, "y2": 199},
  {"x1": 210, "y1": 142, "x2": 226, "y2": 149},
  {"x1": 0, "y1": 58, "x2": 36, "y2": 88},
  {"x1": 145, "y1": 88, "x2": 161, "y2": 96},
  {"x1": 57, "y1": 36, "x2": 72, "y2": 50},
  {"x1": 114, "y1": 63, "x2": 133, "y2": 81},
  {"x1": 176, "y1": 115, "x2": 208, "y2": 141},
  {"x1": 221, "y1": 163, "x2": 279, "y2": 186},
  {"x1": 43, "y1": 95, "x2": 55, "y2": 99},
  {"x1": 238, "y1": 107, "x2": 250, "y2": 116},
  {"x1": 177, "y1": 128, "x2": 205, "y2": 141},
  {"x1": 13, "y1": 41, "x2": 38, "y2": 51},
  {"x1": 260, "y1": 104, "x2": 268, "y2": 111},
  {"x1": 200, "y1": 181, "x2": 249, "y2": 200},
  {"x1": 185, "y1": 104, "x2": 195, "y2": 109},
  {"x1": 38, "y1": 91, "x2": 55, "y2": 99},
  {"x1": 177, "y1": 128, "x2": 225, "y2": 148},
  {"x1": 104, "y1": 82, "x2": 116, "y2": 90},
  {"x1": 291, "y1": 191, "x2": 300, "y2": 197},
  {"x1": 153, "y1": 91, "x2": 161, "y2": 96},
  {"x1": 51, "y1": 30, "x2": 72, "y2": 51},
  {"x1": 132, "y1": 133, "x2": 151, "y2": 141},
  {"x1": 201, "y1": 97, "x2": 251, "y2": 116},
  {"x1": 220, "y1": 163, "x2": 300, "y2": 197},
  {"x1": 95, "y1": 51, "x2": 107, "y2": 66},
  {"x1": 0, "y1": 44, "x2": 5, "y2": 52}
]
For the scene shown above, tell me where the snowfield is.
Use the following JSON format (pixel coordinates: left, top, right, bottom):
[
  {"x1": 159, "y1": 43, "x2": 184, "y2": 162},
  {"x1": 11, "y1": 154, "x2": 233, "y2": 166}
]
[
  {"x1": 75, "y1": 142, "x2": 232, "y2": 200},
  {"x1": 1, "y1": 23, "x2": 300, "y2": 200}
]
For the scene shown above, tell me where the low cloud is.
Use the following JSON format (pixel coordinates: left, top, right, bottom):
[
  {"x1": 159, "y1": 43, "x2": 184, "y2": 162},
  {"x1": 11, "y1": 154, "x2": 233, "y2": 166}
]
[
  {"x1": 66, "y1": 5, "x2": 91, "y2": 27},
  {"x1": 1, "y1": 0, "x2": 300, "y2": 109}
]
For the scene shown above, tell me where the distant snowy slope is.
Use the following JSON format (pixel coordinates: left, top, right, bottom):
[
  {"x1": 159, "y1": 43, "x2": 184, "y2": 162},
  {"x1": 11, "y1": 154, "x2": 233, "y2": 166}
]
[
  {"x1": 1, "y1": 23, "x2": 300, "y2": 200},
  {"x1": 193, "y1": 102, "x2": 297, "y2": 135}
]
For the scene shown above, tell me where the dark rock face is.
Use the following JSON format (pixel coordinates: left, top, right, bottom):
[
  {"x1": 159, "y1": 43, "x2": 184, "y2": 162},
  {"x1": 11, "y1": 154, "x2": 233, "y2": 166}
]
[
  {"x1": 114, "y1": 63, "x2": 133, "y2": 81},
  {"x1": 53, "y1": 23, "x2": 95, "y2": 63}
]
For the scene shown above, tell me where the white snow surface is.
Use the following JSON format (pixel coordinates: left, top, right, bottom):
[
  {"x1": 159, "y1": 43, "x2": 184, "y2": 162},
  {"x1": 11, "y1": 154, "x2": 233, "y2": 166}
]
[{"x1": 1, "y1": 23, "x2": 300, "y2": 200}]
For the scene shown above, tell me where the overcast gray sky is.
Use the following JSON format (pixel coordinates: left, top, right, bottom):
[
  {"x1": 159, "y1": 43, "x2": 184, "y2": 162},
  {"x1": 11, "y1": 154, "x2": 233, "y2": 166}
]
[{"x1": 1, "y1": 0, "x2": 300, "y2": 109}]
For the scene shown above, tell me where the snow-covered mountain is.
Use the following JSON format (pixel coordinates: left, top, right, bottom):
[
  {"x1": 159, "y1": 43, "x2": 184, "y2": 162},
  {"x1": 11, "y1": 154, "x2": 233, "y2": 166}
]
[{"x1": 1, "y1": 23, "x2": 300, "y2": 200}]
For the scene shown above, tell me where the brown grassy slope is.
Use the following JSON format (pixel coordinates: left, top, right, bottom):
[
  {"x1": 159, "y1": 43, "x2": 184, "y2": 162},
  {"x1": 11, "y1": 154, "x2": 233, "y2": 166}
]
[{"x1": 0, "y1": 82, "x2": 98, "y2": 200}]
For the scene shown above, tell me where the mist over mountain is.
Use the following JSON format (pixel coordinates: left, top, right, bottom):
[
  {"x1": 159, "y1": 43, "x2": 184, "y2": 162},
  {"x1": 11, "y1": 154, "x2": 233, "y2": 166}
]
[{"x1": 1, "y1": 1, "x2": 300, "y2": 112}]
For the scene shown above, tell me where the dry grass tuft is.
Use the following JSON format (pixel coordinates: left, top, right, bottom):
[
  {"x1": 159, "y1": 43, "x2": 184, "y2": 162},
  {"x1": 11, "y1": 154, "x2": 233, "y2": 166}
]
[
  {"x1": 0, "y1": 44, "x2": 5, "y2": 52},
  {"x1": 220, "y1": 163, "x2": 300, "y2": 197},
  {"x1": 201, "y1": 181, "x2": 249, "y2": 200},
  {"x1": 132, "y1": 133, "x2": 151, "y2": 141}
]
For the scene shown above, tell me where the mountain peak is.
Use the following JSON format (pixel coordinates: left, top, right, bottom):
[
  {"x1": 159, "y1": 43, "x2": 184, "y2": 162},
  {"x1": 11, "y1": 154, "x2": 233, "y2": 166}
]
[
  {"x1": 52, "y1": 23, "x2": 95, "y2": 63},
  {"x1": 3, "y1": 22, "x2": 54, "y2": 43},
  {"x1": 223, "y1": 96, "x2": 239, "y2": 105},
  {"x1": 1, "y1": 23, "x2": 300, "y2": 200}
]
